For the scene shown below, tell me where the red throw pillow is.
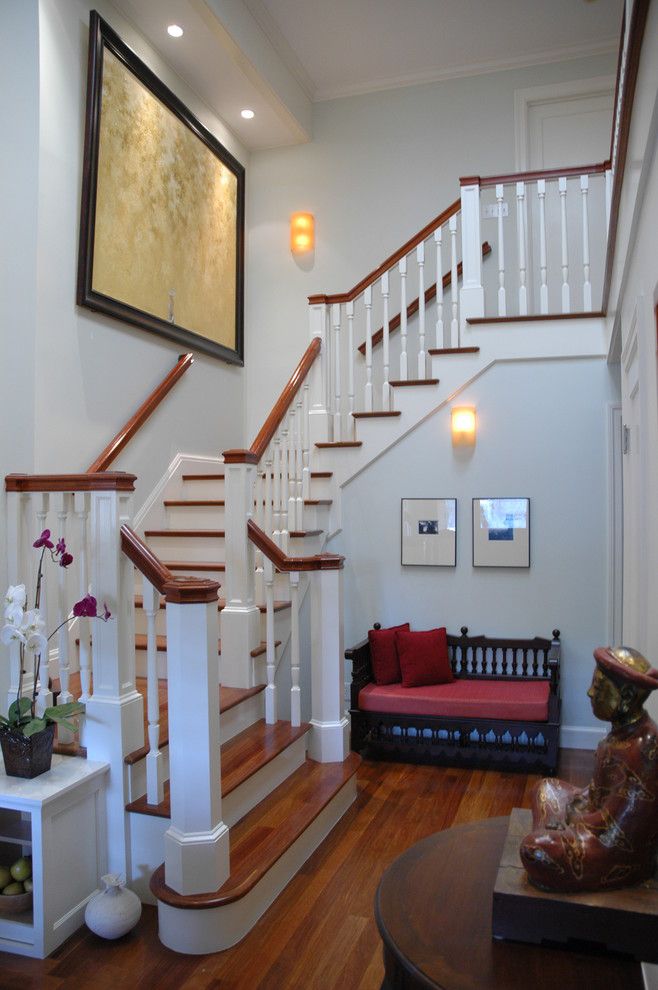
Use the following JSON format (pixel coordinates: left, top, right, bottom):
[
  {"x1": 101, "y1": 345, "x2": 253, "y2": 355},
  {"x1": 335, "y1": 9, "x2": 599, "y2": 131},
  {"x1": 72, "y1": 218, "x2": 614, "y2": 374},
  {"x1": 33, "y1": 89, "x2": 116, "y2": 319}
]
[
  {"x1": 396, "y1": 628, "x2": 453, "y2": 688},
  {"x1": 368, "y1": 623, "x2": 410, "y2": 685}
]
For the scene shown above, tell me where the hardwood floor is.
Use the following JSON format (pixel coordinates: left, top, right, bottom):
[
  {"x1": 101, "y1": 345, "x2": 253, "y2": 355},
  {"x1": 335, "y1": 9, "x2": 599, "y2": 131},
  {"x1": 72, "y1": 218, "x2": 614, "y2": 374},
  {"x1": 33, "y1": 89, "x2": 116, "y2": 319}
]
[{"x1": 0, "y1": 750, "x2": 595, "y2": 990}]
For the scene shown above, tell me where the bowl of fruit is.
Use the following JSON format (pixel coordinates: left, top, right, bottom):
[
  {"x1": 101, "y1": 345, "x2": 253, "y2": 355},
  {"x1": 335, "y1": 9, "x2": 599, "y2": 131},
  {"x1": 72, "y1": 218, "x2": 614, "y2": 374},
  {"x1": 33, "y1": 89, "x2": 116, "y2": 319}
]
[{"x1": 0, "y1": 857, "x2": 33, "y2": 914}]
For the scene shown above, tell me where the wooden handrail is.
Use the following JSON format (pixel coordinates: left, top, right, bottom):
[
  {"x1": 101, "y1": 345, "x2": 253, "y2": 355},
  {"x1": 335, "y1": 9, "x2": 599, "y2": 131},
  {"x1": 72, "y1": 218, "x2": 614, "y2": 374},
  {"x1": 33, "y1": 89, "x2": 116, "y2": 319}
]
[
  {"x1": 223, "y1": 337, "x2": 322, "y2": 466},
  {"x1": 87, "y1": 353, "x2": 194, "y2": 473},
  {"x1": 474, "y1": 161, "x2": 609, "y2": 189},
  {"x1": 357, "y1": 242, "x2": 492, "y2": 356},
  {"x1": 308, "y1": 198, "x2": 462, "y2": 306},
  {"x1": 120, "y1": 525, "x2": 220, "y2": 603},
  {"x1": 247, "y1": 520, "x2": 344, "y2": 572},
  {"x1": 5, "y1": 472, "x2": 136, "y2": 493}
]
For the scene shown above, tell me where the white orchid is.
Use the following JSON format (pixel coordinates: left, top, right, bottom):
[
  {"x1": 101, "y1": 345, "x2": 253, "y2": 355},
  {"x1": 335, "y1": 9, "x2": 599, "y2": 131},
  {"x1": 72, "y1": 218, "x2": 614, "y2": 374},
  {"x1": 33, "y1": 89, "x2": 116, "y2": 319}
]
[
  {"x1": 0, "y1": 622, "x2": 26, "y2": 647},
  {"x1": 0, "y1": 607, "x2": 46, "y2": 653},
  {"x1": 4, "y1": 585, "x2": 26, "y2": 626}
]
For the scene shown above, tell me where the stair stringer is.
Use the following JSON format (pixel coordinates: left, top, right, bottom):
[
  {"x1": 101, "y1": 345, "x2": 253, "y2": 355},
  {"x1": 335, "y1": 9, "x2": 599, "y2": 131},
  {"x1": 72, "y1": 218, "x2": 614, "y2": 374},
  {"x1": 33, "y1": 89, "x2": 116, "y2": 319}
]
[{"x1": 317, "y1": 315, "x2": 607, "y2": 534}]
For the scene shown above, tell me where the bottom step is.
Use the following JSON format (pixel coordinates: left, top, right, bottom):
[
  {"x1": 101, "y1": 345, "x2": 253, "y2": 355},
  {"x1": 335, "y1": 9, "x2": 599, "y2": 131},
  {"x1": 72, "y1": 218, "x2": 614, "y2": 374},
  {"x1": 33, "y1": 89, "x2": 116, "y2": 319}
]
[{"x1": 150, "y1": 753, "x2": 360, "y2": 954}]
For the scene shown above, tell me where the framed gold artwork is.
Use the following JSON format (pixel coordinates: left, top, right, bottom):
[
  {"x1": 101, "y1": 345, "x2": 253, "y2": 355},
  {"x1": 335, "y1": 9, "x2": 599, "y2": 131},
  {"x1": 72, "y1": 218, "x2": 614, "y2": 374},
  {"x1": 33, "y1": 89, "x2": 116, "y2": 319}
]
[{"x1": 77, "y1": 11, "x2": 245, "y2": 364}]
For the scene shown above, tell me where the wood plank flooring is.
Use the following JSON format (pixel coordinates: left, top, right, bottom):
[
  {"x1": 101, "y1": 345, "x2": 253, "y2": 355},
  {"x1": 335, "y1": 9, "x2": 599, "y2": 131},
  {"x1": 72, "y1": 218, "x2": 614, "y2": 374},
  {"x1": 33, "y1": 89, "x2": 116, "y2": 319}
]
[{"x1": 0, "y1": 750, "x2": 597, "y2": 990}]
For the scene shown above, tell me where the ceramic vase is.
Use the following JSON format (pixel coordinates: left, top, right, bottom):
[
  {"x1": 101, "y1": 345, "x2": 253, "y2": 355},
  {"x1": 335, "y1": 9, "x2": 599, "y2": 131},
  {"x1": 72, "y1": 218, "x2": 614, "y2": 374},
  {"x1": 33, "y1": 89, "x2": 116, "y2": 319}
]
[{"x1": 84, "y1": 874, "x2": 142, "y2": 939}]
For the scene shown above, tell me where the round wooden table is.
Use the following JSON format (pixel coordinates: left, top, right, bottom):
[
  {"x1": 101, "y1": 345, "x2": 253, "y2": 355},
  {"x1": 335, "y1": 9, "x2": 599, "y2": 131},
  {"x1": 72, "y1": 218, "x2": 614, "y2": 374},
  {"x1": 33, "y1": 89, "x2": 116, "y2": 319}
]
[{"x1": 375, "y1": 817, "x2": 643, "y2": 990}]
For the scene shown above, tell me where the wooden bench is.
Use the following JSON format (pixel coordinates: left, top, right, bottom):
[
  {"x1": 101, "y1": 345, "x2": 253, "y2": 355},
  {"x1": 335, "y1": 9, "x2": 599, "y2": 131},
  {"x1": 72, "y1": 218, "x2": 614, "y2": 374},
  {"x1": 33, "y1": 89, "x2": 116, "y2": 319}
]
[{"x1": 346, "y1": 626, "x2": 561, "y2": 774}]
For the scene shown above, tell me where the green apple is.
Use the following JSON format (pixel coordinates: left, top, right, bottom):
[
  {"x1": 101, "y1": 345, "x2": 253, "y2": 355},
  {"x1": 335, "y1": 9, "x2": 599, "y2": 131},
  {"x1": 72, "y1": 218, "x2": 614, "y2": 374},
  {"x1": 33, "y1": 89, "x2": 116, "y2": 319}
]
[
  {"x1": 0, "y1": 867, "x2": 11, "y2": 889},
  {"x1": 2, "y1": 882, "x2": 24, "y2": 896},
  {"x1": 10, "y1": 857, "x2": 31, "y2": 882},
  {"x1": 23, "y1": 878, "x2": 33, "y2": 893}
]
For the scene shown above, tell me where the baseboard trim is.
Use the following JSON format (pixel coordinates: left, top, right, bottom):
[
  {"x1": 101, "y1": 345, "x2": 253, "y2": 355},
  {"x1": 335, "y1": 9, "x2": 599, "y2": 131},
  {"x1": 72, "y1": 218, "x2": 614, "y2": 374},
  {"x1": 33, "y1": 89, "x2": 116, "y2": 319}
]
[{"x1": 560, "y1": 725, "x2": 605, "y2": 750}]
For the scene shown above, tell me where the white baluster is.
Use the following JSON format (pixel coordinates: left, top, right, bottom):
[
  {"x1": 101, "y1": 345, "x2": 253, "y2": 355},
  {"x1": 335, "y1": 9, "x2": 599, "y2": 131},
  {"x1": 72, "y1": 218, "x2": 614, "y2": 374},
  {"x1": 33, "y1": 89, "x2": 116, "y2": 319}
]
[
  {"x1": 496, "y1": 184, "x2": 507, "y2": 316},
  {"x1": 381, "y1": 271, "x2": 391, "y2": 408},
  {"x1": 581, "y1": 174, "x2": 592, "y2": 311},
  {"x1": 280, "y1": 426, "x2": 290, "y2": 552},
  {"x1": 559, "y1": 176, "x2": 570, "y2": 313},
  {"x1": 73, "y1": 493, "x2": 91, "y2": 704},
  {"x1": 5, "y1": 491, "x2": 25, "y2": 713},
  {"x1": 264, "y1": 450, "x2": 274, "y2": 539},
  {"x1": 253, "y1": 469, "x2": 265, "y2": 602},
  {"x1": 516, "y1": 181, "x2": 527, "y2": 316},
  {"x1": 364, "y1": 286, "x2": 373, "y2": 411},
  {"x1": 295, "y1": 396, "x2": 304, "y2": 530},
  {"x1": 416, "y1": 242, "x2": 426, "y2": 378},
  {"x1": 399, "y1": 257, "x2": 408, "y2": 379},
  {"x1": 346, "y1": 302, "x2": 356, "y2": 438},
  {"x1": 331, "y1": 303, "x2": 341, "y2": 441},
  {"x1": 264, "y1": 558, "x2": 276, "y2": 724},
  {"x1": 143, "y1": 577, "x2": 164, "y2": 805},
  {"x1": 605, "y1": 167, "x2": 612, "y2": 232},
  {"x1": 54, "y1": 493, "x2": 74, "y2": 742},
  {"x1": 302, "y1": 383, "x2": 311, "y2": 500},
  {"x1": 434, "y1": 228, "x2": 444, "y2": 346},
  {"x1": 34, "y1": 494, "x2": 52, "y2": 714},
  {"x1": 449, "y1": 215, "x2": 459, "y2": 347},
  {"x1": 287, "y1": 414, "x2": 296, "y2": 539},
  {"x1": 272, "y1": 434, "x2": 282, "y2": 546},
  {"x1": 537, "y1": 179, "x2": 548, "y2": 315},
  {"x1": 289, "y1": 571, "x2": 301, "y2": 727}
]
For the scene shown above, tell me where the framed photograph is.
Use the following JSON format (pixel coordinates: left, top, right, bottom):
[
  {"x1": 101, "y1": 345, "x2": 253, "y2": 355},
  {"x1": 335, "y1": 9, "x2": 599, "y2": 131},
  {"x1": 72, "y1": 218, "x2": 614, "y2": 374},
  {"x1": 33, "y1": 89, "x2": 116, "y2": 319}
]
[
  {"x1": 401, "y1": 498, "x2": 457, "y2": 566},
  {"x1": 77, "y1": 12, "x2": 245, "y2": 365},
  {"x1": 472, "y1": 498, "x2": 530, "y2": 567}
]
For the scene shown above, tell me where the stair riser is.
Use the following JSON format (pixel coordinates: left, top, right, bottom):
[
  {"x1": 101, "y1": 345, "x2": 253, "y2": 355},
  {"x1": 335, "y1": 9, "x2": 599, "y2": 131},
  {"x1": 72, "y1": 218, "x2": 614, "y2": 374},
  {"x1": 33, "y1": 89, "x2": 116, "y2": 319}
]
[
  {"x1": 165, "y1": 506, "x2": 226, "y2": 527},
  {"x1": 133, "y1": 605, "x2": 290, "y2": 644},
  {"x1": 155, "y1": 774, "x2": 358, "y2": 954},
  {"x1": 144, "y1": 536, "x2": 225, "y2": 562},
  {"x1": 222, "y1": 733, "x2": 307, "y2": 827},
  {"x1": 127, "y1": 747, "x2": 170, "y2": 804},
  {"x1": 180, "y1": 479, "x2": 225, "y2": 498}
]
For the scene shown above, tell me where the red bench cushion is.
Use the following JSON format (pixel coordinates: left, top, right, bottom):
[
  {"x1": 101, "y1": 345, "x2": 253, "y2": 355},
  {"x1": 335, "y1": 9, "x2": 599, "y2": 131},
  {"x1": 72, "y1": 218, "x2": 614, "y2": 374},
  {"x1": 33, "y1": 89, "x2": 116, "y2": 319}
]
[
  {"x1": 358, "y1": 678, "x2": 550, "y2": 722},
  {"x1": 369, "y1": 623, "x2": 410, "y2": 684}
]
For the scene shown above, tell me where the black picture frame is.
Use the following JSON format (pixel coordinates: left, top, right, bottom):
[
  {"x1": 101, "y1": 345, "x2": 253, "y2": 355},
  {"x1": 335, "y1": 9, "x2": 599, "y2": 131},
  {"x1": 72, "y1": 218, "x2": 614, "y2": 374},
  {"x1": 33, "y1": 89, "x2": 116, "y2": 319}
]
[{"x1": 77, "y1": 11, "x2": 245, "y2": 365}]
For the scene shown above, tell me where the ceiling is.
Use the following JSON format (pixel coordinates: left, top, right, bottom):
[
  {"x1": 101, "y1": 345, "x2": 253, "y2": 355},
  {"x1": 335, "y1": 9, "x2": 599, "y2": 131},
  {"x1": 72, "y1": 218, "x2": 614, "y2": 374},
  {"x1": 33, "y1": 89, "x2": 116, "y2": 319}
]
[{"x1": 112, "y1": 0, "x2": 623, "y2": 150}]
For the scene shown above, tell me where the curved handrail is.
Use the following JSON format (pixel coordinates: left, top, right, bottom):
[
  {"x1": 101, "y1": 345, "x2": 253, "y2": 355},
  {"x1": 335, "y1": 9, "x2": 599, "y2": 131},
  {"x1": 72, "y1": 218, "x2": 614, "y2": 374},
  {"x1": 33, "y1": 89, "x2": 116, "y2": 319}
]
[
  {"x1": 474, "y1": 161, "x2": 609, "y2": 189},
  {"x1": 120, "y1": 525, "x2": 219, "y2": 603},
  {"x1": 247, "y1": 520, "x2": 343, "y2": 572},
  {"x1": 308, "y1": 197, "x2": 462, "y2": 306},
  {"x1": 87, "y1": 353, "x2": 194, "y2": 473},
  {"x1": 223, "y1": 337, "x2": 321, "y2": 466},
  {"x1": 5, "y1": 472, "x2": 136, "y2": 493}
]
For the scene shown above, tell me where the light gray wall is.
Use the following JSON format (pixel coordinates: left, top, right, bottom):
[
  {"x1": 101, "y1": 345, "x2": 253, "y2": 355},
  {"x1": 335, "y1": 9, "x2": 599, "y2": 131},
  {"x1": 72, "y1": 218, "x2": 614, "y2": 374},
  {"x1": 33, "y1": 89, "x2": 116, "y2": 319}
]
[
  {"x1": 245, "y1": 51, "x2": 618, "y2": 440},
  {"x1": 333, "y1": 357, "x2": 620, "y2": 737}
]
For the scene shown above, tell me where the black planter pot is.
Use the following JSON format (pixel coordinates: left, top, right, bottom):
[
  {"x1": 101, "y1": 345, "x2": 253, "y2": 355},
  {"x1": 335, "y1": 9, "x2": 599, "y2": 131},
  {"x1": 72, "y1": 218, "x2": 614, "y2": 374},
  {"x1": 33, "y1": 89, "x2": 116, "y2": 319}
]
[{"x1": 0, "y1": 724, "x2": 56, "y2": 778}]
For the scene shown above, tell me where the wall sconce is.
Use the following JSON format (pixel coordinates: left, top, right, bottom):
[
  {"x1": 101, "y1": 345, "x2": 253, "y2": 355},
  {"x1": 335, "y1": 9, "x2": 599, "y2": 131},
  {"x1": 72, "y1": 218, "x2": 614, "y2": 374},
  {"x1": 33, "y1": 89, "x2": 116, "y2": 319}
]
[
  {"x1": 451, "y1": 406, "x2": 476, "y2": 446},
  {"x1": 290, "y1": 212, "x2": 314, "y2": 254}
]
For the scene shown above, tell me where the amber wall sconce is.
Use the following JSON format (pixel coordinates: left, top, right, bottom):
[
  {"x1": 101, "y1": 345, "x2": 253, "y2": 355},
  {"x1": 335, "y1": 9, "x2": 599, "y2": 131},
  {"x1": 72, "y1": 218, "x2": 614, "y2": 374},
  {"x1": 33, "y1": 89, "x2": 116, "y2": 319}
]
[
  {"x1": 451, "y1": 406, "x2": 476, "y2": 446},
  {"x1": 290, "y1": 212, "x2": 315, "y2": 254}
]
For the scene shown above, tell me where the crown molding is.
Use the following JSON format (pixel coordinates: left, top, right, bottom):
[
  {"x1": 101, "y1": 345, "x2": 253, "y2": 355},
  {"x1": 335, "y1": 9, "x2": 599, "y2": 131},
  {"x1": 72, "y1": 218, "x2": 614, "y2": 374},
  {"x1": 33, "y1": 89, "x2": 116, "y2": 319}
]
[{"x1": 242, "y1": 0, "x2": 317, "y2": 101}]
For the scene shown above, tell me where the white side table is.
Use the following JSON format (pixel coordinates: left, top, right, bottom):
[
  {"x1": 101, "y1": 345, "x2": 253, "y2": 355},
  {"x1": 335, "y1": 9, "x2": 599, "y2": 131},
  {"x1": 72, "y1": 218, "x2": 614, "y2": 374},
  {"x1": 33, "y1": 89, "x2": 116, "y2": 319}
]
[{"x1": 0, "y1": 753, "x2": 109, "y2": 958}]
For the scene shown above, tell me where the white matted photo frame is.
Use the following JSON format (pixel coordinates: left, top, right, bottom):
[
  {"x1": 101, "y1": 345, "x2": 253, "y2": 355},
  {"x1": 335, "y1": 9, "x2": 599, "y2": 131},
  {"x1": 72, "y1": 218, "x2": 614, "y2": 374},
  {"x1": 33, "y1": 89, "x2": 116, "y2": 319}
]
[
  {"x1": 401, "y1": 498, "x2": 457, "y2": 566},
  {"x1": 472, "y1": 497, "x2": 530, "y2": 567}
]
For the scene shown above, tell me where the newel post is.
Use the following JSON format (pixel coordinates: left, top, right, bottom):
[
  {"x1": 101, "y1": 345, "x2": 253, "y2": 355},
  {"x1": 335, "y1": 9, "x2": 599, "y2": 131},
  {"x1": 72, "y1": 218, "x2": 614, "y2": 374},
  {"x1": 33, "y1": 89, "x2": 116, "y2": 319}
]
[
  {"x1": 309, "y1": 558, "x2": 349, "y2": 763},
  {"x1": 307, "y1": 298, "x2": 331, "y2": 447},
  {"x1": 162, "y1": 577, "x2": 229, "y2": 895},
  {"x1": 221, "y1": 450, "x2": 261, "y2": 687},
  {"x1": 459, "y1": 177, "x2": 485, "y2": 330}
]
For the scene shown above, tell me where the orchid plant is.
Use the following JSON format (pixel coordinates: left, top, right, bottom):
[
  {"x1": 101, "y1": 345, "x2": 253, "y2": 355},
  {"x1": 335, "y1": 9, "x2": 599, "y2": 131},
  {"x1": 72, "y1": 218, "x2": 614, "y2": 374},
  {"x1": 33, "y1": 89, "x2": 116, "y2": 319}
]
[{"x1": 0, "y1": 530, "x2": 111, "y2": 738}]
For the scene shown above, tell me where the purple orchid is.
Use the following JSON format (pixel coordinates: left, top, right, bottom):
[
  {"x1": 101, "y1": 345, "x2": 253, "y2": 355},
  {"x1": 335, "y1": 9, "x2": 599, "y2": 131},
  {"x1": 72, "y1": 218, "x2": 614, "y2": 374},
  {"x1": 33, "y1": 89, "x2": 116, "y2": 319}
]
[
  {"x1": 102, "y1": 602, "x2": 112, "y2": 622},
  {"x1": 59, "y1": 552, "x2": 73, "y2": 568},
  {"x1": 55, "y1": 538, "x2": 67, "y2": 556},
  {"x1": 73, "y1": 594, "x2": 98, "y2": 618},
  {"x1": 33, "y1": 530, "x2": 54, "y2": 550}
]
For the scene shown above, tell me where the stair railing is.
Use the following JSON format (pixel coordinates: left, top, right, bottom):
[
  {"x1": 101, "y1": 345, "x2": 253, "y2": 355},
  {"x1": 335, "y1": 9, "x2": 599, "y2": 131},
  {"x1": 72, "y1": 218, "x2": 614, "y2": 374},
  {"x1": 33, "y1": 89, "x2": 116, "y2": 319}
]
[
  {"x1": 247, "y1": 520, "x2": 348, "y2": 762},
  {"x1": 221, "y1": 338, "x2": 323, "y2": 690},
  {"x1": 120, "y1": 525, "x2": 229, "y2": 896},
  {"x1": 4, "y1": 472, "x2": 141, "y2": 880},
  {"x1": 308, "y1": 199, "x2": 463, "y2": 440},
  {"x1": 461, "y1": 162, "x2": 611, "y2": 320}
]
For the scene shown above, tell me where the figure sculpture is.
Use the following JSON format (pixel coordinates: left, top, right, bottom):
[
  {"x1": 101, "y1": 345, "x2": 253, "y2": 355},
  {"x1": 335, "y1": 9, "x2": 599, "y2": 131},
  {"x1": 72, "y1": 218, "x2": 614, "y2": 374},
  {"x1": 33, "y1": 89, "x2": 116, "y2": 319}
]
[{"x1": 520, "y1": 646, "x2": 658, "y2": 893}]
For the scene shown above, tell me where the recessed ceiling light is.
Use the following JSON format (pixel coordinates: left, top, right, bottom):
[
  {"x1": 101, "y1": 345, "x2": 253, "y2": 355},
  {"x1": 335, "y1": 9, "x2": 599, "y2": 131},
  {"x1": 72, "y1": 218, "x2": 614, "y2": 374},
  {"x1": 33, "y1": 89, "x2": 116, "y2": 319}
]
[
  {"x1": 167, "y1": 24, "x2": 184, "y2": 38},
  {"x1": 241, "y1": 109, "x2": 255, "y2": 120}
]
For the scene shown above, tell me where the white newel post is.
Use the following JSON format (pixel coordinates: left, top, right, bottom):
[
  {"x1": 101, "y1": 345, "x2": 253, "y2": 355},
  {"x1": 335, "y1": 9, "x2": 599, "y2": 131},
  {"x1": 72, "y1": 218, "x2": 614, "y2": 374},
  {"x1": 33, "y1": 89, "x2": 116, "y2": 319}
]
[
  {"x1": 220, "y1": 454, "x2": 261, "y2": 688},
  {"x1": 5, "y1": 489, "x2": 26, "y2": 711},
  {"x1": 307, "y1": 301, "x2": 331, "y2": 448},
  {"x1": 309, "y1": 561, "x2": 348, "y2": 763},
  {"x1": 85, "y1": 477, "x2": 144, "y2": 881},
  {"x1": 459, "y1": 180, "x2": 484, "y2": 330},
  {"x1": 163, "y1": 578, "x2": 229, "y2": 895}
]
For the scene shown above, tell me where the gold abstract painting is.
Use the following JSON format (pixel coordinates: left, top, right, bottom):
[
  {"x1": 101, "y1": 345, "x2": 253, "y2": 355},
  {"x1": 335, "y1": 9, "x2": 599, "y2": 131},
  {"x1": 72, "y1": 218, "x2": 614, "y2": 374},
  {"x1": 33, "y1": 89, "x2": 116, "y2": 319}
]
[{"x1": 78, "y1": 13, "x2": 244, "y2": 363}]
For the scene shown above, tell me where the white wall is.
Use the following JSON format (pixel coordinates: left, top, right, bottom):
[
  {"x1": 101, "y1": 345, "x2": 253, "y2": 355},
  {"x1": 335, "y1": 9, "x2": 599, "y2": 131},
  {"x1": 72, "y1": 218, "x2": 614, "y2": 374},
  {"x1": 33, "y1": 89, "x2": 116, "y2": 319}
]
[
  {"x1": 245, "y1": 51, "x2": 617, "y2": 440},
  {"x1": 333, "y1": 357, "x2": 620, "y2": 741}
]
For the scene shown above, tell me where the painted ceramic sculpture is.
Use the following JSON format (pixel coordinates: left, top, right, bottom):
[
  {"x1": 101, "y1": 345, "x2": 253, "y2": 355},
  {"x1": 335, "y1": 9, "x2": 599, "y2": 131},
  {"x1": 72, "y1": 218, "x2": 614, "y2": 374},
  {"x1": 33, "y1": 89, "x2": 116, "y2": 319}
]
[{"x1": 520, "y1": 646, "x2": 658, "y2": 893}]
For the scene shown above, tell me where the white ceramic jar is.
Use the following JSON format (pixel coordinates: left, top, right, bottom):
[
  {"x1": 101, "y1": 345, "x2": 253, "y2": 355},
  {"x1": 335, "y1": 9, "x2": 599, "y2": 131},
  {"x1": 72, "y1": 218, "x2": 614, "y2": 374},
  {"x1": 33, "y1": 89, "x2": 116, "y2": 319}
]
[{"x1": 84, "y1": 873, "x2": 142, "y2": 939}]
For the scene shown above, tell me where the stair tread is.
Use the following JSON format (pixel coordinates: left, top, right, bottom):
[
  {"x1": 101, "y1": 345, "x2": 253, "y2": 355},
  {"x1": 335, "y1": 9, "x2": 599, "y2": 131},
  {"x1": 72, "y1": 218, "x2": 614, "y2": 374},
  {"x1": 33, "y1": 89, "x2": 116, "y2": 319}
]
[
  {"x1": 164, "y1": 560, "x2": 225, "y2": 571},
  {"x1": 304, "y1": 499, "x2": 332, "y2": 506},
  {"x1": 181, "y1": 473, "x2": 225, "y2": 481},
  {"x1": 352, "y1": 411, "x2": 401, "y2": 419},
  {"x1": 389, "y1": 378, "x2": 439, "y2": 386},
  {"x1": 149, "y1": 753, "x2": 361, "y2": 908},
  {"x1": 315, "y1": 441, "x2": 362, "y2": 448},
  {"x1": 428, "y1": 346, "x2": 480, "y2": 354},
  {"x1": 127, "y1": 719, "x2": 310, "y2": 816},
  {"x1": 289, "y1": 529, "x2": 323, "y2": 538},
  {"x1": 311, "y1": 471, "x2": 333, "y2": 478},
  {"x1": 163, "y1": 500, "x2": 225, "y2": 507},
  {"x1": 134, "y1": 595, "x2": 291, "y2": 614},
  {"x1": 145, "y1": 529, "x2": 225, "y2": 538},
  {"x1": 134, "y1": 634, "x2": 275, "y2": 659}
]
